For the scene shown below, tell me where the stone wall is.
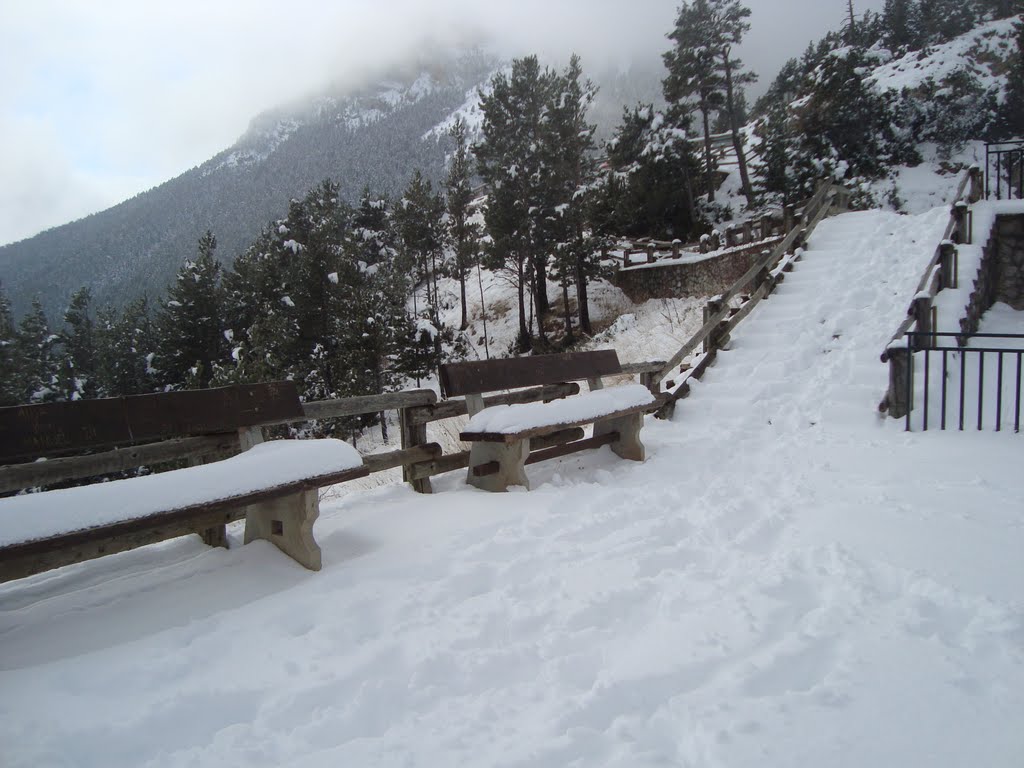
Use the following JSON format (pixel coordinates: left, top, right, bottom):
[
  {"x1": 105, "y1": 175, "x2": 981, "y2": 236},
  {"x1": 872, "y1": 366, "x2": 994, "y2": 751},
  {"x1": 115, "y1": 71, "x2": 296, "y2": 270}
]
[
  {"x1": 613, "y1": 247, "x2": 764, "y2": 302},
  {"x1": 995, "y1": 215, "x2": 1024, "y2": 310},
  {"x1": 959, "y1": 214, "x2": 1024, "y2": 338}
]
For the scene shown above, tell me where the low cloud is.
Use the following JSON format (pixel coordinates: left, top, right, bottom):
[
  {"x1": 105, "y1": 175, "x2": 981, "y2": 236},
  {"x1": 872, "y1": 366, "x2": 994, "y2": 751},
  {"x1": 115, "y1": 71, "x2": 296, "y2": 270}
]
[{"x1": 0, "y1": 0, "x2": 882, "y2": 246}]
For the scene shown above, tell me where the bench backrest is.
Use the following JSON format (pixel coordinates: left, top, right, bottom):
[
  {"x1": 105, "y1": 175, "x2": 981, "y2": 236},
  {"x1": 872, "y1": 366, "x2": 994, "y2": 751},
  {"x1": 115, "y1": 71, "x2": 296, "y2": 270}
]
[
  {"x1": 439, "y1": 350, "x2": 623, "y2": 398},
  {"x1": 0, "y1": 381, "x2": 303, "y2": 463}
]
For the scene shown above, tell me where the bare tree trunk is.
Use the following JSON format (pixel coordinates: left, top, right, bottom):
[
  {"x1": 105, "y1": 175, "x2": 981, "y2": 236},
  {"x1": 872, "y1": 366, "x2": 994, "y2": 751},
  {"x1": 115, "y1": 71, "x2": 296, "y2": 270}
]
[
  {"x1": 373, "y1": 359, "x2": 388, "y2": 443},
  {"x1": 723, "y1": 51, "x2": 756, "y2": 205},
  {"x1": 528, "y1": 259, "x2": 547, "y2": 347},
  {"x1": 476, "y1": 254, "x2": 490, "y2": 359},
  {"x1": 575, "y1": 245, "x2": 591, "y2": 336},
  {"x1": 700, "y1": 99, "x2": 715, "y2": 203},
  {"x1": 516, "y1": 257, "x2": 530, "y2": 352},
  {"x1": 458, "y1": 261, "x2": 468, "y2": 331},
  {"x1": 532, "y1": 251, "x2": 549, "y2": 319},
  {"x1": 561, "y1": 277, "x2": 574, "y2": 343}
]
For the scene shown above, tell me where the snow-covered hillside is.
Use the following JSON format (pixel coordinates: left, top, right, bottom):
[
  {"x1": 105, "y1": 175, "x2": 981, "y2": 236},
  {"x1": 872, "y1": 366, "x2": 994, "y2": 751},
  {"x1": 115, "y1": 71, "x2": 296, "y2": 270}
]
[
  {"x1": 867, "y1": 15, "x2": 1020, "y2": 98},
  {"x1": 3, "y1": 196, "x2": 1022, "y2": 766}
]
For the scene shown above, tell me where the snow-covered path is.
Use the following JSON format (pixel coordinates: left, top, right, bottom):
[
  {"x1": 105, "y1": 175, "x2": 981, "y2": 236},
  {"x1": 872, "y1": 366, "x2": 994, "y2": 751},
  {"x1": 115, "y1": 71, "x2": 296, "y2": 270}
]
[{"x1": 2, "y1": 209, "x2": 1023, "y2": 767}]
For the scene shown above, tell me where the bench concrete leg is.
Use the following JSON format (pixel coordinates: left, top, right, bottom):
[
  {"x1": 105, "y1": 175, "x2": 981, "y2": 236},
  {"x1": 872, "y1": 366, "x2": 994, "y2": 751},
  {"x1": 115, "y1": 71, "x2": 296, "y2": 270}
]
[
  {"x1": 594, "y1": 412, "x2": 645, "y2": 462},
  {"x1": 244, "y1": 489, "x2": 322, "y2": 571},
  {"x1": 467, "y1": 439, "x2": 530, "y2": 492}
]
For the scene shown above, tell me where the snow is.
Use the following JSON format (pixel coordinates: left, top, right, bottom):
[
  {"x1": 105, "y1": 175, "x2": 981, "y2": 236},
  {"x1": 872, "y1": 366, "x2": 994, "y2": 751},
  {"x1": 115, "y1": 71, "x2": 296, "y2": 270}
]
[
  {"x1": 933, "y1": 199, "x2": 1024, "y2": 328},
  {"x1": 618, "y1": 233, "x2": 783, "y2": 272},
  {"x1": 868, "y1": 17, "x2": 1020, "y2": 99},
  {"x1": 3, "y1": 204, "x2": 1024, "y2": 766},
  {"x1": 465, "y1": 384, "x2": 655, "y2": 434},
  {"x1": 0, "y1": 439, "x2": 362, "y2": 548}
]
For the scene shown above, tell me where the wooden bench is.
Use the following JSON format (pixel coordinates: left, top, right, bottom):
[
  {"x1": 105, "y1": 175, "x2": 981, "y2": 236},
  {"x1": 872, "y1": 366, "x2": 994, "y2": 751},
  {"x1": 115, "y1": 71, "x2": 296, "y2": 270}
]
[
  {"x1": 0, "y1": 382, "x2": 368, "y2": 583},
  {"x1": 439, "y1": 350, "x2": 660, "y2": 492}
]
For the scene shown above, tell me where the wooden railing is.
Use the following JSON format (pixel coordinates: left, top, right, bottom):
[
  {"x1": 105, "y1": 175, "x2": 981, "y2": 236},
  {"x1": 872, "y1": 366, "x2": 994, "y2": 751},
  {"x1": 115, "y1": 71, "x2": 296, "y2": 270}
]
[
  {"x1": 616, "y1": 213, "x2": 788, "y2": 268},
  {"x1": 649, "y1": 180, "x2": 848, "y2": 416},
  {"x1": 0, "y1": 363, "x2": 668, "y2": 497},
  {"x1": 878, "y1": 167, "x2": 984, "y2": 418}
]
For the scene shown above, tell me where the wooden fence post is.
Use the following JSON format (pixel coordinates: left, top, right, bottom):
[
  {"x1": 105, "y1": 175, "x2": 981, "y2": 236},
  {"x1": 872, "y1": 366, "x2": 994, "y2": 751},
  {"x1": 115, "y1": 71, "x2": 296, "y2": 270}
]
[
  {"x1": 400, "y1": 406, "x2": 433, "y2": 494},
  {"x1": 700, "y1": 234, "x2": 711, "y2": 253},
  {"x1": 783, "y1": 204, "x2": 795, "y2": 233},
  {"x1": 640, "y1": 371, "x2": 659, "y2": 395},
  {"x1": 711, "y1": 230, "x2": 721, "y2": 251},
  {"x1": 725, "y1": 227, "x2": 737, "y2": 248},
  {"x1": 672, "y1": 240, "x2": 681, "y2": 258},
  {"x1": 952, "y1": 201, "x2": 970, "y2": 244},
  {"x1": 704, "y1": 297, "x2": 725, "y2": 354},
  {"x1": 742, "y1": 221, "x2": 753, "y2": 244},
  {"x1": 912, "y1": 297, "x2": 933, "y2": 350},
  {"x1": 647, "y1": 244, "x2": 655, "y2": 264},
  {"x1": 883, "y1": 346, "x2": 912, "y2": 420},
  {"x1": 968, "y1": 165, "x2": 984, "y2": 203},
  {"x1": 938, "y1": 242, "x2": 957, "y2": 290}
]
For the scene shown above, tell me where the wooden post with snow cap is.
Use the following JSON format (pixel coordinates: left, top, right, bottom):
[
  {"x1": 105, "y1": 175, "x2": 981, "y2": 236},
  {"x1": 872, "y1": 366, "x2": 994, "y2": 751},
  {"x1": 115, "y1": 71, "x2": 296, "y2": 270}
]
[
  {"x1": 742, "y1": 220, "x2": 753, "y2": 244},
  {"x1": 938, "y1": 241, "x2": 958, "y2": 290},
  {"x1": 783, "y1": 204, "x2": 795, "y2": 233},
  {"x1": 647, "y1": 243, "x2": 655, "y2": 264},
  {"x1": 881, "y1": 344, "x2": 913, "y2": 420},
  {"x1": 725, "y1": 227, "x2": 738, "y2": 248},
  {"x1": 672, "y1": 240, "x2": 681, "y2": 259},
  {"x1": 703, "y1": 296, "x2": 726, "y2": 354},
  {"x1": 399, "y1": 391, "x2": 438, "y2": 494},
  {"x1": 711, "y1": 230, "x2": 721, "y2": 251},
  {"x1": 911, "y1": 296, "x2": 934, "y2": 350},
  {"x1": 952, "y1": 201, "x2": 971, "y2": 245},
  {"x1": 700, "y1": 234, "x2": 711, "y2": 254},
  {"x1": 968, "y1": 165, "x2": 984, "y2": 203}
]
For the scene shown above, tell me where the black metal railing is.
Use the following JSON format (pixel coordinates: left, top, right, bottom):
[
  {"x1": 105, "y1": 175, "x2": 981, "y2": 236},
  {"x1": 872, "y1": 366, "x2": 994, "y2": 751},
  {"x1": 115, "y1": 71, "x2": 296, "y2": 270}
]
[
  {"x1": 904, "y1": 331, "x2": 1024, "y2": 433},
  {"x1": 985, "y1": 140, "x2": 1024, "y2": 200}
]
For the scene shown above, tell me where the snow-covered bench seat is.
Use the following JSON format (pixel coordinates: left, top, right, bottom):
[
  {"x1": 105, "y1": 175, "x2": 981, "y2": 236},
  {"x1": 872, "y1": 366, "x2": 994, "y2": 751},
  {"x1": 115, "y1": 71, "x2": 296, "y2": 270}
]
[
  {"x1": 439, "y1": 351, "x2": 661, "y2": 492},
  {"x1": 0, "y1": 383, "x2": 368, "y2": 583}
]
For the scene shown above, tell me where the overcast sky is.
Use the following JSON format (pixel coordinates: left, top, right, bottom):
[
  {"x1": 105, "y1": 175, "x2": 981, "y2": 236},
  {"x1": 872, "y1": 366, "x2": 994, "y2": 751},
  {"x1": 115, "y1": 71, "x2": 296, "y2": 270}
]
[{"x1": 0, "y1": 0, "x2": 884, "y2": 248}]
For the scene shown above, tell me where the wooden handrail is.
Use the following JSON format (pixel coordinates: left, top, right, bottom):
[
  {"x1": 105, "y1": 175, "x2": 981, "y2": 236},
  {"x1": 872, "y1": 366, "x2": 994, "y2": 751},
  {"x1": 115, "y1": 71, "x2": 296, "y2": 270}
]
[
  {"x1": 880, "y1": 166, "x2": 982, "y2": 358},
  {"x1": 657, "y1": 180, "x2": 842, "y2": 385}
]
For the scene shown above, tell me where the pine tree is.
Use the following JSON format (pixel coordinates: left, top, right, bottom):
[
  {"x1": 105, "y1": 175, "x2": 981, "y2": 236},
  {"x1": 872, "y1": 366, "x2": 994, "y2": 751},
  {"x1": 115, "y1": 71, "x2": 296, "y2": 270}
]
[
  {"x1": 282, "y1": 181, "x2": 351, "y2": 398},
  {"x1": 0, "y1": 282, "x2": 18, "y2": 405},
  {"x1": 794, "y1": 46, "x2": 916, "y2": 188},
  {"x1": 57, "y1": 287, "x2": 98, "y2": 401},
  {"x1": 13, "y1": 297, "x2": 58, "y2": 403},
  {"x1": 598, "y1": 105, "x2": 702, "y2": 241},
  {"x1": 915, "y1": 0, "x2": 977, "y2": 46},
  {"x1": 445, "y1": 119, "x2": 478, "y2": 332},
  {"x1": 395, "y1": 170, "x2": 445, "y2": 336},
  {"x1": 350, "y1": 188, "x2": 397, "y2": 270},
  {"x1": 992, "y1": 18, "x2": 1024, "y2": 141},
  {"x1": 154, "y1": 231, "x2": 226, "y2": 389},
  {"x1": 708, "y1": 0, "x2": 758, "y2": 204},
  {"x1": 96, "y1": 296, "x2": 156, "y2": 396},
  {"x1": 883, "y1": 0, "x2": 917, "y2": 51},
  {"x1": 476, "y1": 56, "x2": 555, "y2": 351},
  {"x1": 543, "y1": 54, "x2": 599, "y2": 339},
  {"x1": 663, "y1": 0, "x2": 726, "y2": 202}
]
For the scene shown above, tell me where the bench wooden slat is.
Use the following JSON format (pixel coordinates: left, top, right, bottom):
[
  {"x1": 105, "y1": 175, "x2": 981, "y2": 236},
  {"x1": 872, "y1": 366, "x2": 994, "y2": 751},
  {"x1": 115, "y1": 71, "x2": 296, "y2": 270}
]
[
  {"x1": 0, "y1": 464, "x2": 368, "y2": 583},
  {"x1": 439, "y1": 350, "x2": 622, "y2": 398},
  {"x1": 461, "y1": 398, "x2": 664, "y2": 444},
  {"x1": 0, "y1": 381, "x2": 303, "y2": 463},
  {"x1": 0, "y1": 434, "x2": 240, "y2": 495}
]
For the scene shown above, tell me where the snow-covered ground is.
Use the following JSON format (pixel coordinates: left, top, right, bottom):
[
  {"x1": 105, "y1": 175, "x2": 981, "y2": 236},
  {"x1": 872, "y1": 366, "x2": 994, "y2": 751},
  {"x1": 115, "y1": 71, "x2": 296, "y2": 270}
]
[{"x1": 3, "y1": 202, "x2": 1022, "y2": 766}]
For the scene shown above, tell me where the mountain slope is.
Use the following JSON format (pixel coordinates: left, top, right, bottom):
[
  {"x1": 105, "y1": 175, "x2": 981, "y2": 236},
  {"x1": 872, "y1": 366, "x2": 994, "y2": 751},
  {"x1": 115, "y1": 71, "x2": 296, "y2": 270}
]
[
  {"x1": 3, "y1": 203, "x2": 1022, "y2": 767},
  {"x1": 0, "y1": 53, "x2": 500, "y2": 318}
]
